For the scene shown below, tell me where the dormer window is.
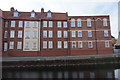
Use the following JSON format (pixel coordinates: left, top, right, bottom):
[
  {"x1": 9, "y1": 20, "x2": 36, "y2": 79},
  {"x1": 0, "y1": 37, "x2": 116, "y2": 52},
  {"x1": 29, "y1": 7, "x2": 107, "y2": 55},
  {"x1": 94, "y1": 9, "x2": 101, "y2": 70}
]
[
  {"x1": 31, "y1": 10, "x2": 35, "y2": 18},
  {"x1": 47, "y1": 10, "x2": 52, "y2": 18},
  {"x1": 13, "y1": 10, "x2": 19, "y2": 17}
]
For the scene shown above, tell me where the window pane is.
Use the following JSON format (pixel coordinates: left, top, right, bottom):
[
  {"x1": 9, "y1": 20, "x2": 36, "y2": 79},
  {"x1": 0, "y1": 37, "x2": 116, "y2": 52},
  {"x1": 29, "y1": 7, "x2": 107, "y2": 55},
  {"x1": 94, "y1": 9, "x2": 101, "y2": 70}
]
[
  {"x1": 17, "y1": 42, "x2": 22, "y2": 49},
  {"x1": 25, "y1": 32, "x2": 30, "y2": 38},
  {"x1": 49, "y1": 31, "x2": 53, "y2": 38},
  {"x1": 78, "y1": 31, "x2": 82, "y2": 37},
  {"x1": 64, "y1": 41, "x2": 68, "y2": 48},
  {"x1": 63, "y1": 22, "x2": 67, "y2": 28},
  {"x1": 64, "y1": 31, "x2": 68, "y2": 38},
  {"x1": 25, "y1": 42, "x2": 29, "y2": 49},
  {"x1": 32, "y1": 42, "x2": 37, "y2": 49},
  {"x1": 72, "y1": 41, "x2": 76, "y2": 48},
  {"x1": 33, "y1": 21, "x2": 37, "y2": 27},
  {"x1": 33, "y1": 32, "x2": 37, "y2": 38},
  {"x1": 4, "y1": 31, "x2": 8, "y2": 38},
  {"x1": 25, "y1": 21, "x2": 30, "y2": 27},
  {"x1": 49, "y1": 21, "x2": 52, "y2": 27},
  {"x1": 43, "y1": 31, "x2": 47, "y2": 38},
  {"x1": 18, "y1": 31, "x2": 22, "y2": 38},
  {"x1": 48, "y1": 41, "x2": 53, "y2": 48},
  {"x1": 104, "y1": 30, "x2": 108, "y2": 37},
  {"x1": 88, "y1": 31, "x2": 92, "y2": 37},
  {"x1": 11, "y1": 21, "x2": 15, "y2": 27},
  {"x1": 87, "y1": 19, "x2": 91, "y2": 27},
  {"x1": 105, "y1": 41, "x2": 110, "y2": 48},
  {"x1": 57, "y1": 21, "x2": 61, "y2": 28},
  {"x1": 9, "y1": 41, "x2": 14, "y2": 49},
  {"x1": 78, "y1": 41, "x2": 82, "y2": 48},
  {"x1": 5, "y1": 21, "x2": 8, "y2": 27},
  {"x1": 10, "y1": 31, "x2": 15, "y2": 38},
  {"x1": 71, "y1": 19, "x2": 75, "y2": 27},
  {"x1": 43, "y1": 21, "x2": 47, "y2": 27},
  {"x1": 19, "y1": 21, "x2": 23, "y2": 27},
  {"x1": 77, "y1": 19, "x2": 82, "y2": 27},
  {"x1": 4, "y1": 42, "x2": 8, "y2": 51},
  {"x1": 43, "y1": 41, "x2": 47, "y2": 48},
  {"x1": 103, "y1": 18, "x2": 108, "y2": 26},
  {"x1": 88, "y1": 41, "x2": 93, "y2": 48},
  {"x1": 58, "y1": 41, "x2": 62, "y2": 48},
  {"x1": 58, "y1": 31, "x2": 62, "y2": 38},
  {"x1": 71, "y1": 31, "x2": 76, "y2": 37}
]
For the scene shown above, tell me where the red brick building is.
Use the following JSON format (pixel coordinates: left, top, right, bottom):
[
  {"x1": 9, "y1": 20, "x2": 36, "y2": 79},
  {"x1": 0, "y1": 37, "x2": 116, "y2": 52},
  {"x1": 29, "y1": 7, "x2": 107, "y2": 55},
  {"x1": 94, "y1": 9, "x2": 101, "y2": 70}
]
[{"x1": 1, "y1": 7, "x2": 113, "y2": 57}]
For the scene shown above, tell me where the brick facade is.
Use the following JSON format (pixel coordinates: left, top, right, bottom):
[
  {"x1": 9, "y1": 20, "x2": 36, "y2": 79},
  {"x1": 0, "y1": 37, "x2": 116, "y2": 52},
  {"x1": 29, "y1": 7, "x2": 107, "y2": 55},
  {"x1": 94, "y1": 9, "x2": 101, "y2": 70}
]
[{"x1": 2, "y1": 7, "x2": 113, "y2": 57}]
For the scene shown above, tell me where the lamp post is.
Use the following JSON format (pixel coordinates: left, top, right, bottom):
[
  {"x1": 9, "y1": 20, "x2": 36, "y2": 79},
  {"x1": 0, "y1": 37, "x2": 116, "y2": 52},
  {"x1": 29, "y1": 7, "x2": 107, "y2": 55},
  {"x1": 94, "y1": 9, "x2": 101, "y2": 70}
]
[{"x1": 93, "y1": 17, "x2": 98, "y2": 54}]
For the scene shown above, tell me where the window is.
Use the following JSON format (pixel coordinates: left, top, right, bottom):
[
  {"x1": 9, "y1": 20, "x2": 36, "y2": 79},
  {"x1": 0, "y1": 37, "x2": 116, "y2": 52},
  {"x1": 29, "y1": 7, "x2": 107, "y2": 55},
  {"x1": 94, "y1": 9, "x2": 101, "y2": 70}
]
[
  {"x1": 72, "y1": 41, "x2": 76, "y2": 48},
  {"x1": 90, "y1": 72, "x2": 95, "y2": 78},
  {"x1": 64, "y1": 31, "x2": 68, "y2": 38},
  {"x1": 58, "y1": 31, "x2": 62, "y2": 38},
  {"x1": 33, "y1": 21, "x2": 37, "y2": 27},
  {"x1": 43, "y1": 21, "x2": 47, "y2": 27},
  {"x1": 105, "y1": 41, "x2": 110, "y2": 48},
  {"x1": 4, "y1": 42, "x2": 8, "y2": 51},
  {"x1": 25, "y1": 42, "x2": 29, "y2": 49},
  {"x1": 88, "y1": 41, "x2": 93, "y2": 48},
  {"x1": 77, "y1": 19, "x2": 82, "y2": 27},
  {"x1": 79, "y1": 72, "x2": 84, "y2": 78},
  {"x1": 87, "y1": 19, "x2": 91, "y2": 27},
  {"x1": 25, "y1": 21, "x2": 30, "y2": 27},
  {"x1": 4, "y1": 31, "x2": 8, "y2": 38},
  {"x1": 71, "y1": 31, "x2": 76, "y2": 37},
  {"x1": 43, "y1": 41, "x2": 47, "y2": 48},
  {"x1": 33, "y1": 31, "x2": 37, "y2": 38},
  {"x1": 9, "y1": 41, "x2": 14, "y2": 49},
  {"x1": 47, "y1": 10, "x2": 52, "y2": 18},
  {"x1": 104, "y1": 30, "x2": 108, "y2": 37},
  {"x1": 10, "y1": 31, "x2": 15, "y2": 38},
  {"x1": 107, "y1": 72, "x2": 112, "y2": 78},
  {"x1": 32, "y1": 42, "x2": 37, "y2": 49},
  {"x1": 11, "y1": 21, "x2": 15, "y2": 27},
  {"x1": 13, "y1": 11, "x2": 19, "y2": 17},
  {"x1": 25, "y1": 31, "x2": 30, "y2": 38},
  {"x1": 63, "y1": 22, "x2": 67, "y2": 28},
  {"x1": 18, "y1": 21, "x2": 23, "y2": 27},
  {"x1": 43, "y1": 31, "x2": 47, "y2": 38},
  {"x1": 71, "y1": 19, "x2": 75, "y2": 27},
  {"x1": 48, "y1": 41, "x2": 53, "y2": 48},
  {"x1": 5, "y1": 21, "x2": 8, "y2": 27},
  {"x1": 58, "y1": 41, "x2": 62, "y2": 48},
  {"x1": 49, "y1": 21, "x2": 52, "y2": 27},
  {"x1": 88, "y1": 31, "x2": 92, "y2": 37},
  {"x1": 78, "y1": 41, "x2": 83, "y2": 48},
  {"x1": 18, "y1": 31, "x2": 22, "y2": 38},
  {"x1": 64, "y1": 41, "x2": 68, "y2": 48},
  {"x1": 78, "y1": 31, "x2": 82, "y2": 37},
  {"x1": 48, "y1": 31, "x2": 53, "y2": 38},
  {"x1": 31, "y1": 12, "x2": 35, "y2": 17},
  {"x1": 17, "y1": 42, "x2": 22, "y2": 49},
  {"x1": 57, "y1": 21, "x2": 62, "y2": 28},
  {"x1": 103, "y1": 18, "x2": 108, "y2": 26}
]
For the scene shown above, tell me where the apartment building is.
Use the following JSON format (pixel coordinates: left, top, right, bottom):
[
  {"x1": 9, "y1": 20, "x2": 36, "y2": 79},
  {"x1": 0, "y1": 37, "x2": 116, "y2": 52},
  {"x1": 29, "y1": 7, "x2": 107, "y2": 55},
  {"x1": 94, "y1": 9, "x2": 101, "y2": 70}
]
[{"x1": 1, "y1": 7, "x2": 113, "y2": 56}]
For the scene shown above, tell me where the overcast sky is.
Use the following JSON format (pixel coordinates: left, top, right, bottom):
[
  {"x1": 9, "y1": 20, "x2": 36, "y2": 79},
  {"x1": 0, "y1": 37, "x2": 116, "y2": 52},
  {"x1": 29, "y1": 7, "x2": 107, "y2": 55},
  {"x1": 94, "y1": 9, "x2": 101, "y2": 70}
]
[{"x1": 0, "y1": 0, "x2": 119, "y2": 38}]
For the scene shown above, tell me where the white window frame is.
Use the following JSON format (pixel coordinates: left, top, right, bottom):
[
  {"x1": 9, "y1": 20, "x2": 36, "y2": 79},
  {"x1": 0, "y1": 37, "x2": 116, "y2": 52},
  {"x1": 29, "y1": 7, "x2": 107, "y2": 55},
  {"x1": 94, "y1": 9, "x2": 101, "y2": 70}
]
[
  {"x1": 17, "y1": 42, "x2": 22, "y2": 49},
  {"x1": 49, "y1": 21, "x2": 53, "y2": 27},
  {"x1": 58, "y1": 41, "x2": 62, "y2": 48},
  {"x1": 31, "y1": 12, "x2": 35, "y2": 18},
  {"x1": 87, "y1": 19, "x2": 91, "y2": 27},
  {"x1": 32, "y1": 42, "x2": 37, "y2": 49},
  {"x1": 33, "y1": 21, "x2": 37, "y2": 28},
  {"x1": 13, "y1": 11, "x2": 19, "y2": 17},
  {"x1": 64, "y1": 31, "x2": 68, "y2": 38},
  {"x1": 57, "y1": 21, "x2": 62, "y2": 28},
  {"x1": 4, "y1": 42, "x2": 8, "y2": 51},
  {"x1": 43, "y1": 31, "x2": 47, "y2": 38},
  {"x1": 18, "y1": 31, "x2": 22, "y2": 38},
  {"x1": 18, "y1": 21, "x2": 23, "y2": 27},
  {"x1": 25, "y1": 21, "x2": 30, "y2": 27},
  {"x1": 25, "y1": 42, "x2": 29, "y2": 49},
  {"x1": 88, "y1": 41, "x2": 93, "y2": 48},
  {"x1": 71, "y1": 31, "x2": 76, "y2": 37},
  {"x1": 49, "y1": 31, "x2": 53, "y2": 38},
  {"x1": 9, "y1": 41, "x2": 14, "y2": 49},
  {"x1": 63, "y1": 22, "x2": 67, "y2": 28},
  {"x1": 78, "y1": 31, "x2": 82, "y2": 37},
  {"x1": 43, "y1": 21, "x2": 47, "y2": 27},
  {"x1": 58, "y1": 31, "x2": 62, "y2": 38},
  {"x1": 103, "y1": 18, "x2": 108, "y2": 26},
  {"x1": 43, "y1": 41, "x2": 47, "y2": 48},
  {"x1": 104, "y1": 30, "x2": 109, "y2": 37},
  {"x1": 10, "y1": 30, "x2": 15, "y2": 38},
  {"x1": 64, "y1": 41, "x2": 68, "y2": 48},
  {"x1": 71, "y1": 19, "x2": 75, "y2": 27},
  {"x1": 11, "y1": 21, "x2": 15, "y2": 27},
  {"x1": 78, "y1": 41, "x2": 83, "y2": 48},
  {"x1": 77, "y1": 19, "x2": 82, "y2": 27},
  {"x1": 48, "y1": 41, "x2": 53, "y2": 48},
  {"x1": 88, "y1": 31, "x2": 92, "y2": 37},
  {"x1": 105, "y1": 41, "x2": 110, "y2": 48},
  {"x1": 72, "y1": 41, "x2": 76, "y2": 48},
  {"x1": 4, "y1": 31, "x2": 8, "y2": 38}
]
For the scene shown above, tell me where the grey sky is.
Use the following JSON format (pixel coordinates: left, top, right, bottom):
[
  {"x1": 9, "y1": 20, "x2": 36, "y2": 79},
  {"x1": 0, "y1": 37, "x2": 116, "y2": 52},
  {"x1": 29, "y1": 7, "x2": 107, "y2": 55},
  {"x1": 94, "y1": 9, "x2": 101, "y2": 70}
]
[{"x1": 0, "y1": 0, "x2": 119, "y2": 38}]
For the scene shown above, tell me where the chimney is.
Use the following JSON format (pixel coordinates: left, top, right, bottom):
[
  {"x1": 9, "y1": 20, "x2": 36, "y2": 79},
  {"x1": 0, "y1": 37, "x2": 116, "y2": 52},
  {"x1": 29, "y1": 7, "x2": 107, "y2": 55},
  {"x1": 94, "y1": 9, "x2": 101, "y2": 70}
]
[
  {"x1": 41, "y1": 8, "x2": 44, "y2": 13},
  {"x1": 10, "y1": 7, "x2": 14, "y2": 12}
]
